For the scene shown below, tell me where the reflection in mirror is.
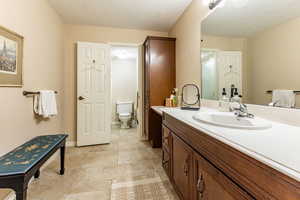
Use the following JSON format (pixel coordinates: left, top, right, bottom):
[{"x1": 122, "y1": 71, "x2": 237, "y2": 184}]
[{"x1": 201, "y1": 0, "x2": 300, "y2": 109}]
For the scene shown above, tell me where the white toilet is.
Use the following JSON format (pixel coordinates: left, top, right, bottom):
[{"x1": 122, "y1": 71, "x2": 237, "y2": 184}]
[{"x1": 116, "y1": 101, "x2": 133, "y2": 129}]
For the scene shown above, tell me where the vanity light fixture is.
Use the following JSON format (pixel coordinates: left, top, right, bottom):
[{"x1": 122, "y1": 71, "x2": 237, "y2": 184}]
[
  {"x1": 208, "y1": 0, "x2": 224, "y2": 10},
  {"x1": 206, "y1": 0, "x2": 249, "y2": 9}
]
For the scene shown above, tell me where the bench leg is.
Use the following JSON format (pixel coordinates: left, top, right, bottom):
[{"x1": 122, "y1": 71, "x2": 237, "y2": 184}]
[
  {"x1": 60, "y1": 145, "x2": 65, "y2": 175},
  {"x1": 16, "y1": 187, "x2": 27, "y2": 200},
  {"x1": 34, "y1": 169, "x2": 40, "y2": 179}
]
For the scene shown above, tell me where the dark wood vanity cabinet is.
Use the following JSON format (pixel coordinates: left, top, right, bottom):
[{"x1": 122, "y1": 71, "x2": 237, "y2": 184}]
[
  {"x1": 162, "y1": 113, "x2": 300, "y2": 200},
  {"x1": 162, "y1": 147, "x2": 171, "y2": 177},
  {"x1": 172, "y1": 134, "x2": 193, "y2": 200},
  {"x1": 143, "y1": 36, "x2": 176, "y2": 148},
  {"x1": 193, "y1": 153, "x2": 253, "y2": 200},
  {"x1": 165, "y1": 126, "x2": 252, "y2": 200},
  {"x1": 162, "y1": 125, "x2": 172, "y2": 177},
  {"x1": 162, "y1": 125, "x2": 171, "y2": 152}
]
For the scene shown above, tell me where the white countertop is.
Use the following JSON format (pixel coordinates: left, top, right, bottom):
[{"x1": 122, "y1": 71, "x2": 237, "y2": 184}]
[
  {"x1": 151, "y1": 106, "x2": 173, "y2": 116},
  {"x1": 152, "y1": 106, "x2": 300, "y2": 182}
]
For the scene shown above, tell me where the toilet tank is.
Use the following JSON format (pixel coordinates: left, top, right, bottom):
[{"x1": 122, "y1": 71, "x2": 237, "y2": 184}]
[{"x1": 117, "y1": 101, "x2": 133, "y2": 114}]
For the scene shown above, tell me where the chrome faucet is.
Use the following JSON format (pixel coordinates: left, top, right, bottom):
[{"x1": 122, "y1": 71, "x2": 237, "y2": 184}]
[{"x1": 231, "y1": 102, "x2": 254, "y2": 118}]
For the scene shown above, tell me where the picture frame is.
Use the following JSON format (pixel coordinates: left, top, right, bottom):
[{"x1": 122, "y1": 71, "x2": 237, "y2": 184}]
[{"x1": 0, "y1": 25, "x2": 24, "y2": 87}]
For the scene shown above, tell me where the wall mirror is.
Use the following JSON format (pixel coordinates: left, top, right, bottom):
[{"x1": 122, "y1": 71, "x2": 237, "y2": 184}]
[{"x1": 201, "y1": 0, "x2": 300, "y2": 109}]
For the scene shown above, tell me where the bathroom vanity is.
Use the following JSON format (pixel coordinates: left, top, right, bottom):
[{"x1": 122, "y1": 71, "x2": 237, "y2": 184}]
[{"x1": 159, "y1": 108, "x2": 300, "y2": 200}]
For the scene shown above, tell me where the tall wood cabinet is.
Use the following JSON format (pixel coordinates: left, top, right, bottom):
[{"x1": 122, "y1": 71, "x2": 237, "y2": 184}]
[{"x1": 143, "y1": 36, "x2": 176, "y2": 147}]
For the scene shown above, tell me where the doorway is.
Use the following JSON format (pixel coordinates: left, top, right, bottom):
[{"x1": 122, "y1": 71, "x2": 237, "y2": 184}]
[{"x1": 111, "y1": 45, "x2": 139, "y2": 129}]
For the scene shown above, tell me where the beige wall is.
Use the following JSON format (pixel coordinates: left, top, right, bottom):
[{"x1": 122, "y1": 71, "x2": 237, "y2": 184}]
[
  {"x1": 0, "y1": 0, "x2": 64, "y2": 197},
  {"x1": 64, "y1": 24, "x2": 168, "y2": 142},
  {"x1": 202, "y1": 35, "x2": 247, "y2": 51},
  {"x1": 111, "y1": 58, "x2": 137, "y2": 123},
  {"x1": 249, "y1": 17, "x2": 300, "y2": 107},
  {"x1": 201, "y1": 35, "x2": 251, "y2": 102},
  {"x1": 0, "y1": 0, "x2": 64, "y2": 154},
  {"x1": 169, "y1": 0, "x2": 209, "y2": 91}
]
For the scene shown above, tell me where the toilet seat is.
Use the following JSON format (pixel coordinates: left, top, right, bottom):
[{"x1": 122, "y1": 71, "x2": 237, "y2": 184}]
[
  {"x1": 118, "y1": 113, "x2": 132, "y2": 129},
  {"x1": 116, "y1": 102, "x2": 133, "y2": 129}
]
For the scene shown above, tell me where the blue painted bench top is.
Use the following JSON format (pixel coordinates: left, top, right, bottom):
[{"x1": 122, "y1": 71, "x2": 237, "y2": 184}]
[{"x1": 0, "y1": 134, "x2": 67, "y2": 176}]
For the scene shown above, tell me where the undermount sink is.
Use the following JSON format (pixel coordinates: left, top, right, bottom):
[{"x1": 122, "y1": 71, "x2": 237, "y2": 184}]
[{"x1": 193, "y1": 112, "x2": 272, "y2": 130}]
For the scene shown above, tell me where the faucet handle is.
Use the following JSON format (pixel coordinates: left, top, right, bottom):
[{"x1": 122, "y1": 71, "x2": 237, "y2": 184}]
[{"x1": 240, "y1": 103, "x2": 247, "y2": 110}]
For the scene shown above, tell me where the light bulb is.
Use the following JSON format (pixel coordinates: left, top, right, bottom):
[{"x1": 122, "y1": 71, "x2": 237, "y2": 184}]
[{"x1": 203, "y1": 0, "x2": 211, "y2": 6}]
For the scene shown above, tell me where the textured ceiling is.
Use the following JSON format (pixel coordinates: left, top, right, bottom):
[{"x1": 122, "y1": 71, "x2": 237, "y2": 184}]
[
  {"x1": 202, "y1": 0, "x2": 300, "y2": 37},
  {"x1": 48, "y1": 0, "x2": 192, "y2": 31}
]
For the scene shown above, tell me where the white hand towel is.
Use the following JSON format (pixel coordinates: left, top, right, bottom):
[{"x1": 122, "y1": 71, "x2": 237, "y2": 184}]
[
  {"x1": 272, "y1": 90, "x2": 295, "y2": 108},
  {"x1": 33, "y1": 90, "x2": 57, "y2": 118}
]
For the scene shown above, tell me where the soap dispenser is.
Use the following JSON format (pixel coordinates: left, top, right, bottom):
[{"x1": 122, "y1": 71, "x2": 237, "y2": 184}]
[
  {"x1": 219, "y1": 88, "x2": 230, "y2": 112},
  {"x1": 232, "y1": 88, "x2": 242, "y2": 103}
]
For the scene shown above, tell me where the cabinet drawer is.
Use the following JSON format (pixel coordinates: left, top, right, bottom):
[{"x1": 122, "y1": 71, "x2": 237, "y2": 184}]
[{"x1": 162, "y1": 125, "x2": 171, "y2": 152}]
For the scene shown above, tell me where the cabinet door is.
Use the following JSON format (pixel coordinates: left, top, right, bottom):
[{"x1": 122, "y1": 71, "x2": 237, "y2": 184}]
[
  {"x1": 172, "y1": 134, "x2": 192, "y2": 200},
  {"x1": 162, "y1": 147, "x2": 171, "y2": 177},
  {"x1": 149, "y1": 39, "x2": 176, "y2": 106},
  {"x1": 149, "y1": 110, "x2": 162, "y2": 148},
  {"x1": 193, "y1": 153, "x2": 254, "y2": 200}
]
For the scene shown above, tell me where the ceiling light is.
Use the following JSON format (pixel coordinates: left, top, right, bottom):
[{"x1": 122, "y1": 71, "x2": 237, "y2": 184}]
[
  {"x1": 206, "y1": 0, "x2": 225, "y2": 10},
  {"x1": 205, "y1": 0, "x2": 248, "y2": 10},
  {"x1": 111, "y1": 48, "x2": 138, "y2": 60}
]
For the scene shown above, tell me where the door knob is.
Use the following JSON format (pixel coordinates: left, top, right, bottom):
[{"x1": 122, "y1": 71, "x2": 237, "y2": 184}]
[{"x1": 78, "y1": 96, "x2": 85, "y2": 101}]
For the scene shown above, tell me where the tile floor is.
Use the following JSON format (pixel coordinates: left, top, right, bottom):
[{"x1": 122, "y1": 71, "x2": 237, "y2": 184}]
[{"x1": 25, "y1": 128, "x2": 179, "y2": 200}]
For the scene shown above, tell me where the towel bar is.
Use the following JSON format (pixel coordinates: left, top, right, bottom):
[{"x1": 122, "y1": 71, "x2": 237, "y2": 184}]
[
  {"x1": 266, "y1": 90, "x2": 300, "y2": 94},
  {"x1": 23, "y1": 91, "x2": 58, "y2": 96}
]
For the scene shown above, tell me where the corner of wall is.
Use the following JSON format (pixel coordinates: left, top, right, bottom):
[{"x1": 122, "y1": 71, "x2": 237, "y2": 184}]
[{"x1": 168, "y1": 0, "x2": 209, "y2": 91}]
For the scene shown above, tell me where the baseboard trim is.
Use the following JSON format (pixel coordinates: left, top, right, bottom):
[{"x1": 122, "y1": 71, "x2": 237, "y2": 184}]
[
  {"x1": 111, "y1": 121, "x2": 121, "y2": 125},
  {"x1": 66, "y1": 141, "x2": 75, "y2": 147}
]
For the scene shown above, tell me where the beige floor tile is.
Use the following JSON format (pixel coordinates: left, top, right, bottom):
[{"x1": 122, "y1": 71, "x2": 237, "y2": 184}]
[
  {"x1": 27, "y1": 127, "x2": 178, "y2": 200},
  {"x1": 63, "y1": 191, "x2": 111, "y2": 200}
]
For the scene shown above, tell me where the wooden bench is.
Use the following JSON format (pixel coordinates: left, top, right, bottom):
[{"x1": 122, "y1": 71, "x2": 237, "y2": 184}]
[{"x1": 0, "y1": 134, "x2": 68, "y2": 200}]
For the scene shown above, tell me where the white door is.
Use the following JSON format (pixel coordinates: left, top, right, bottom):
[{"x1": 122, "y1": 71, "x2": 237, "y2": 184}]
[
  {"x1": 218, "y1": 51, "x2": 242, "y2": 98},
  {"x1": 77, "y1": 42, "x2": 111, "y2": 147}
]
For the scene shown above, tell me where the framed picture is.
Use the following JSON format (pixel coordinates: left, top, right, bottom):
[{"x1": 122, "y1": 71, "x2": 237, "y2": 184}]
[{"x1": 0, "y1": 26, "x2": 23, "y2": 87}]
